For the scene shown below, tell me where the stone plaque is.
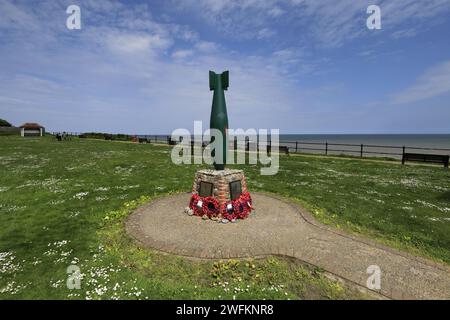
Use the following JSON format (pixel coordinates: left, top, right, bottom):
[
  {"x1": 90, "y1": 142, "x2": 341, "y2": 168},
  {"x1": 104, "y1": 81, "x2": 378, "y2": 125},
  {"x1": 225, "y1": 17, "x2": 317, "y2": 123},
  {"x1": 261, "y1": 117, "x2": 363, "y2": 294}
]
[
  {"x1": 199, "y1": 181, "x2": 213, "y2": 197},
  {"x1": 229, "y1": 180, "x2": 242, "y2": 200}
]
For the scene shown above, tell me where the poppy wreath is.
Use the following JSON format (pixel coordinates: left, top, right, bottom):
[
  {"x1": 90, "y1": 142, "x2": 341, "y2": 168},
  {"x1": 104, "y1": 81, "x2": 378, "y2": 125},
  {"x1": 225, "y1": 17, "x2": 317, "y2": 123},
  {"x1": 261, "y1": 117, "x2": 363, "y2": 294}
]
[
  {"x1": 222, "y1": 202, "x2": 237, "y2": 221},
  {"x1": 235, "y1": 196, "x2": 251, "y2": 219},
  {"x1": 190, "y1": 192, "x2": 253, "y2": 220},
  {"x1": 202, "y1": 196, "x2": 220, "y2": 218},
  {"x1": 240, "y1": 192, "x2": 253, "y2": 211},
  {"x1": 223, "y1": 192, "x2": 253, "y2": 221},
  {"x1": 189, "y1": 193, "x2": 204, "y2": 216}
]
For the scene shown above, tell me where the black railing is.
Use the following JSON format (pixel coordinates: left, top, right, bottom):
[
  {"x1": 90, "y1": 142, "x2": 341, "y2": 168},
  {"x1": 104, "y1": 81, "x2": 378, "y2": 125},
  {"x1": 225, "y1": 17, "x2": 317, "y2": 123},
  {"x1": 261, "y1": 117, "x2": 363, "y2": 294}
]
[
  {"x1": 277, "y1": 140, "x2": 450, "y2": 159},
  {"x1": 50, "y1": 132, "x2": 450, "y2": 160}
]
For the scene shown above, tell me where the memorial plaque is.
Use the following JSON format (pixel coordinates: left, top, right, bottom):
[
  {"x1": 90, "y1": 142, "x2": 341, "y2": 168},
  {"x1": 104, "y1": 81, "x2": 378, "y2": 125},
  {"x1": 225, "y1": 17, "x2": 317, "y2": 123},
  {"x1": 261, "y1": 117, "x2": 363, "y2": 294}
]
[
  {"x1": 229, "y1": 180, "x2": 242, "y2": 200},
  {"x1": 199, "y1": 181, "x2": 213, "y2": 197}
]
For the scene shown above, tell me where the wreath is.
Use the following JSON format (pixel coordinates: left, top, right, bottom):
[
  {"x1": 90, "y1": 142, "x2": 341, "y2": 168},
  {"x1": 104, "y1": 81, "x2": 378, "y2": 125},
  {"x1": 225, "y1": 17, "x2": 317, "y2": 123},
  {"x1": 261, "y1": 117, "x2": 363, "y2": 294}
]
[
  {"x1": 222, "y1": 202, "x2": 237, "y2": 221},
  {"x1": 234, "y1": 199, "x2": 249, "y2": 219},
  {"x1": 189, "y1": 194, "x2": 204, "y2": 216},
  {"x1": 241, "y1": 192, "x2": 253, "y2": 209},
  {"x1": 202, "y1": 196, "x2": 220, "y2": 218},
  {"x1": 189, "y1": 192, "x2": 253, "y2": 221}
]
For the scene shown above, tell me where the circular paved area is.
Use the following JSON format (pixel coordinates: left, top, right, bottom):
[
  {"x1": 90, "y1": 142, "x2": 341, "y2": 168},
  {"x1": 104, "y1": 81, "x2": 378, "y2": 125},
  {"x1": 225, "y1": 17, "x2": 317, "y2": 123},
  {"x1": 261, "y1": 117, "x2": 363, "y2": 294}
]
[{"x1": 126, "y1": 192, "x2": 450, "y2": 300}]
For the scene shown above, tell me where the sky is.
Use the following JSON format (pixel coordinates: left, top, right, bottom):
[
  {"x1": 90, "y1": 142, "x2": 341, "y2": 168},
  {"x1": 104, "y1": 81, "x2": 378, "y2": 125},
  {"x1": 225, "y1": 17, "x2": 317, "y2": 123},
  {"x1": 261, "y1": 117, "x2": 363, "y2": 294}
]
[{"x1": 0, "y1": 0, "x2": 450, "y2": 134}]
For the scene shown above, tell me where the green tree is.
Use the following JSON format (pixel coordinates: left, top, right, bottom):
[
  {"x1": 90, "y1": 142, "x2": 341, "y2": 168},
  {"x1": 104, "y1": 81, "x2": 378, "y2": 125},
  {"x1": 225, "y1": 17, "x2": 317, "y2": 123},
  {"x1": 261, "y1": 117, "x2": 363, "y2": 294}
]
[{"x1": 0, "y1": 119, "x2": 12, "y2": 127}]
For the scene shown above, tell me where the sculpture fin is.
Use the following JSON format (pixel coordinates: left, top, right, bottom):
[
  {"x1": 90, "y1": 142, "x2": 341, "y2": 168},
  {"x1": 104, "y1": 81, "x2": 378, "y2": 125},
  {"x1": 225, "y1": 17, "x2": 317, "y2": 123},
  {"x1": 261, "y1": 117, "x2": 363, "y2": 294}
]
[
  {"x1": 221, "y1": 71, "x2": 229, "y2": 90},
  {"x1": 209, "y1": 71, "x2": 217, "y2": 90}
]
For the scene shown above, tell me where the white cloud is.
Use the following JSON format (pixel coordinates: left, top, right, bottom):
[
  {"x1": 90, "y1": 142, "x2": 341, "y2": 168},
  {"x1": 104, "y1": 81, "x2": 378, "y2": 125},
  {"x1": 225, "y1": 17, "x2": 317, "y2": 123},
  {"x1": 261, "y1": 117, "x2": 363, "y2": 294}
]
[
  {"x1": 174, "y1": 0, "x2": 284, "y2": 40},
  {"x1": 171, "y1": 49, "x2": 194, "y2": 59},
  {"x1": 175, "y1": 0, "x2": 450, "y2": 47},
  {"x1": 0, "y1": 0, "x2": 41, "y2": 30},
  {"x1": 0, "y1": 0, "x2": 305, "y2": 133},
  {"x1": 268, "y1": 6, "x2": 284, "y2": 17},
  {"x1": 391, "y1": 28, "x2": 417, "y2": 39},
  {"x1": 257, "y1": 28, "x2": 276, "y2": 39},
  {"x1": 392, "y1": 60, "x2": 450, "y2": 104},
  {"x1": 106, "y1": 33, "x2": 172, "y2": 54},
  {"x1": 358, "y1": 50, "x2": 374, "y2": 57},
  {"x1": 273, "y1": 49, "x2": 295, "y2": 59},
  {"x1": 194, "y1": 41, "x2": 219, "y2": 53}
]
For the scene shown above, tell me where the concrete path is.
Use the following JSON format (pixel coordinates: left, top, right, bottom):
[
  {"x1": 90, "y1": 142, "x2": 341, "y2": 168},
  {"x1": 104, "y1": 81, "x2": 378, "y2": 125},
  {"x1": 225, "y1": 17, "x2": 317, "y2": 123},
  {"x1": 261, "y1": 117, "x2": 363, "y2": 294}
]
[{"x1": 126, "y1": 193, "x2": 450, "y2": 299}]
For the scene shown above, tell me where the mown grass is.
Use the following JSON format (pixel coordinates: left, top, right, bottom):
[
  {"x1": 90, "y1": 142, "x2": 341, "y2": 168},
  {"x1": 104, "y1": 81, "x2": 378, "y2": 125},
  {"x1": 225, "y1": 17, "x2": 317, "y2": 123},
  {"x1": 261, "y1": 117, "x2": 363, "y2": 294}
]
[
  {"x1": 1, "y1": 136, "x2": 449, "y2": 299},
  {"x1": 0, "y1": 136, "x2": 366, "y2": 299}
]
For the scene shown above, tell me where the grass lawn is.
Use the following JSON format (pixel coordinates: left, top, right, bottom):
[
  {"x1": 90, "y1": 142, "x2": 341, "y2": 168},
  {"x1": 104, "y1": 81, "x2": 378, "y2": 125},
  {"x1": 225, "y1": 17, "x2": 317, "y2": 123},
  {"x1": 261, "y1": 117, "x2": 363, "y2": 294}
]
[{"x1": 1, "y1": 136, "x2": 449, "y2": 299}]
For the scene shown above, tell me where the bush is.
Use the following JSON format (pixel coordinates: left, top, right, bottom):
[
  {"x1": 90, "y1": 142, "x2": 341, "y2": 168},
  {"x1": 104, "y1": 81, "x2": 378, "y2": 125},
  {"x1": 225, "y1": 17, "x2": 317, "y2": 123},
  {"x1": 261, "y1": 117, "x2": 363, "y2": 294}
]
[
  {"x1": 83, "y1": 132, "x2": 107, "y2": 139},
  {"x1": 0, "y1": 118, "x2": 12, "y2": 127},
  {"x1": 80, "y1": 132, "x2": 133, "y2": 141}
]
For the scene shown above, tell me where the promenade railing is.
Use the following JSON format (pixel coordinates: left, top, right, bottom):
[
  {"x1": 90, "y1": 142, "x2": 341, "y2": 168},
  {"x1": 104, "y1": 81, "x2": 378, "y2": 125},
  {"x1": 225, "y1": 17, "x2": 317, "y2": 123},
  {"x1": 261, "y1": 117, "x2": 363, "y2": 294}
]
[
  {"x1": 278, "y1": 140, "x2": 450, "y2": 159},
  {"x1": 51, "y1": 132, "x2": 450, "y2": 160}
]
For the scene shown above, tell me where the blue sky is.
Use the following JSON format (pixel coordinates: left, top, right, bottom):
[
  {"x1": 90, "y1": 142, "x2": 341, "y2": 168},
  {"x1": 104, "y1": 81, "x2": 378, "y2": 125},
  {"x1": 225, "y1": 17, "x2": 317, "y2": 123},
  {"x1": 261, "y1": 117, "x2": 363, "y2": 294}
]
[{"x1": 0, "y1": 0, "x2": 450, "y2": 134}]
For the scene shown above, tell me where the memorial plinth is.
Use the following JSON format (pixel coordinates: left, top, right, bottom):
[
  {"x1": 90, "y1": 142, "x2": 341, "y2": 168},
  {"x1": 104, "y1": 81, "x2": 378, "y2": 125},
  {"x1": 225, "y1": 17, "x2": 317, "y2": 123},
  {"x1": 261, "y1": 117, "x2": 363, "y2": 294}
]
[
  {"x1": 192, "y1": 169, "x2": 248, "y2": 203},
  {"x1": 186, "y1": 169, "x2": 252, "y2": 222}
]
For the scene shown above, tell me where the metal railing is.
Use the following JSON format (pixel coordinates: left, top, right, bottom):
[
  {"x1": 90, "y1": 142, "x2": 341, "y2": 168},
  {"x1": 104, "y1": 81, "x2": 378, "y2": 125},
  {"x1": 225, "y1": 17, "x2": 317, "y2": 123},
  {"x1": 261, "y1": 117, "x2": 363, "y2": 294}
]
[
  {"x1": 278, "y1": 140, "x2": 450, "y2": 159},
  {"x1": 50, "y1": 132, "x2": 450, "y2": 160}
]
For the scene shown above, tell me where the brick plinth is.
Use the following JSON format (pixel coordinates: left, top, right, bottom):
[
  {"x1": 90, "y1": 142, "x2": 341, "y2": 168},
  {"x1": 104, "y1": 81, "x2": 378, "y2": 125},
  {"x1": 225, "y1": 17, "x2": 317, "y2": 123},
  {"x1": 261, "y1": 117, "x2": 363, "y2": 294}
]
[{"x1": 191, "y1": 169, "x2": 249, "y2": 209}]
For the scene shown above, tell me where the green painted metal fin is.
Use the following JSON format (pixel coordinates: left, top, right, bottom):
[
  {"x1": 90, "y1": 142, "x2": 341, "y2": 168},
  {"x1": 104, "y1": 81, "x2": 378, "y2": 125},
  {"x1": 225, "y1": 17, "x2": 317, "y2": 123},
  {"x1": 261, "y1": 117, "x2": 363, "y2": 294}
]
[
  {"x1": 209, "y1": 71, "x2": 217, "y2": 90},
  {"x1": 221, "y1": 71, "x2": 229, "y2": 90}
]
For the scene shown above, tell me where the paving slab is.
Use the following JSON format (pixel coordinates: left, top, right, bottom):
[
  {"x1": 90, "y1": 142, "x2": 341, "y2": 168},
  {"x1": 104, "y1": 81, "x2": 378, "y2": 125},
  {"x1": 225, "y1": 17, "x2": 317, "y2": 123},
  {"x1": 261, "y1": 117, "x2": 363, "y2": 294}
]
[{"x1": 126, "y1": 192, "x2": 450, "y2": 299}]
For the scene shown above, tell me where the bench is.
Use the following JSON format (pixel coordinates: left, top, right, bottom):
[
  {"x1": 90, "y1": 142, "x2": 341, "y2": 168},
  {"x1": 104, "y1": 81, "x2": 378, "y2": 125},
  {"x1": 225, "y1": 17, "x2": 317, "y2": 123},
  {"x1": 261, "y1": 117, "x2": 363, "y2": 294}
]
[
  {"x1": 243, "y1": 143, "x2": 289, "y2": 155},
  {"x1": 263, "y1": 145, "x2": 289, "y2": 155},
  {"x1": 168, "y1": 138, "x2": 177, "y2": 145},
  {"x1": 280, "y1": 146, "x2": 289, "y2": 155},
  {"x1": 402, "y1": 153, "x2": 449, "y2": 168},
  {"x1": 268, "y1": 145, "x2": 289, "y2": 155}
]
